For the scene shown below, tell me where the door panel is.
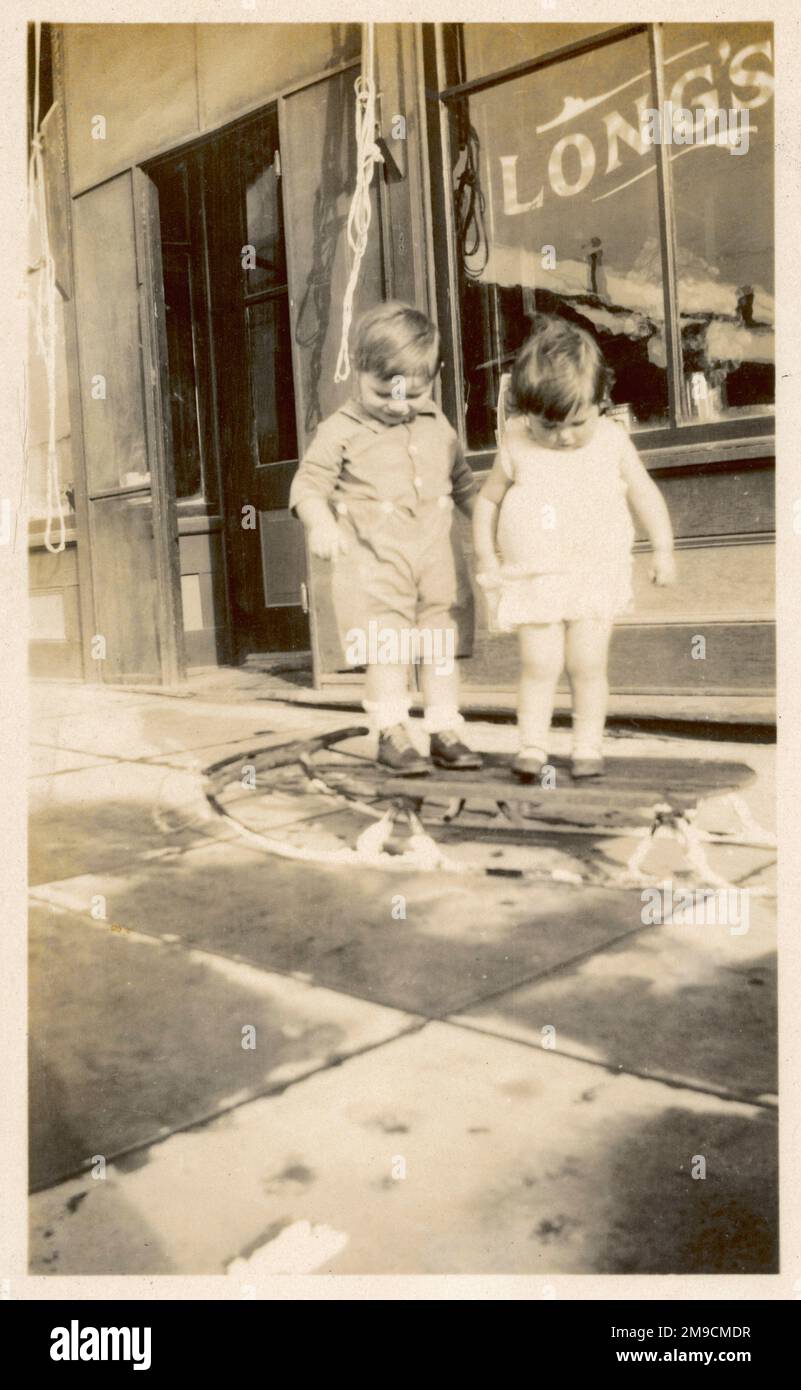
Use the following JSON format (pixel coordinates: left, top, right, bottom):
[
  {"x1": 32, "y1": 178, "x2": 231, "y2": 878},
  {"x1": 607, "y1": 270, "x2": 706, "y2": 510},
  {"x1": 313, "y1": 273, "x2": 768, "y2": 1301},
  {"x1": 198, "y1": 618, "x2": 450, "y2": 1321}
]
[
  {"x1": 72, "y1": 177, "x2": 149, "y2": 493},
  {"x1": 71, "y1": 171, "x2": 182, "y2": 683},
  {"x1": 88, "y1": 494, "x2": 161, "y2": 681},
  {"x1": 260, "y1": 509, "x2": 307, "y2": 607}
]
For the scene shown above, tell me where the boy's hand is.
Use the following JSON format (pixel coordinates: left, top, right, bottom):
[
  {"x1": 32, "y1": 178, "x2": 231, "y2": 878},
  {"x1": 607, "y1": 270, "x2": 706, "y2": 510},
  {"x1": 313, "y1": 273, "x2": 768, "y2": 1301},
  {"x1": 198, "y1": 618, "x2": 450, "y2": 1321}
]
[
  {"x1": 650, "y1": 548, "x2": 677, "y2": 586},
  {"x1": 308, "y1": 515, "x2": 348, "y2": 561}
]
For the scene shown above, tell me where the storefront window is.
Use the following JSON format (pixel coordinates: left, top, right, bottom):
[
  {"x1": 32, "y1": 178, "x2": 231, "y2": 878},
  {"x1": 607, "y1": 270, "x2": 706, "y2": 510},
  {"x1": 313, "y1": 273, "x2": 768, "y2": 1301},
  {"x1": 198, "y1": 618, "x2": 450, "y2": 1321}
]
[
  {"x1": 447, "y1": 22, "x2": 774, "y2": 451},
  {"x1": 663, "y1": 23, "x2": 774, "y2": 423},
  {"x1": 450, "y1": 32, "x2": 670, "y2": 451}
]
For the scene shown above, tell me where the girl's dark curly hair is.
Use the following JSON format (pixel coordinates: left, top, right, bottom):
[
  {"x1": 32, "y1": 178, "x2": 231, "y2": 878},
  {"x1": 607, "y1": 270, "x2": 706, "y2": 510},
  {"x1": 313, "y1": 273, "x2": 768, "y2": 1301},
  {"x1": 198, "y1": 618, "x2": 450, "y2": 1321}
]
[{"x1": 509, "y1": 315, "x2": 614, "y2": 422}]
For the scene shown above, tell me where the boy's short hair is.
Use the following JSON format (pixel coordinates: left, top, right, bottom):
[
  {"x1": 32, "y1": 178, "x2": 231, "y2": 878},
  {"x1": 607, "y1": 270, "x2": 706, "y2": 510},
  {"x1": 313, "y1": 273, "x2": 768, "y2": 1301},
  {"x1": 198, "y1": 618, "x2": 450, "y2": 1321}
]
[
  {"x1": 510, "y1": 315, "x2": 613, "y2": 422},
  {"x1": 353, "y1": 301, "x2": 441, "y2": 380}
]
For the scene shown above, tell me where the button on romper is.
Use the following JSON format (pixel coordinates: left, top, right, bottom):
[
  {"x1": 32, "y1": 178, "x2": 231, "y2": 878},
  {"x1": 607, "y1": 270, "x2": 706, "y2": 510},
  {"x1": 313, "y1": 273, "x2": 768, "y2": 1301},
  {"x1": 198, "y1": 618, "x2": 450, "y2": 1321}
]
[{"x1": 289, "y1": 400, "x2": 477, "y2": 662}]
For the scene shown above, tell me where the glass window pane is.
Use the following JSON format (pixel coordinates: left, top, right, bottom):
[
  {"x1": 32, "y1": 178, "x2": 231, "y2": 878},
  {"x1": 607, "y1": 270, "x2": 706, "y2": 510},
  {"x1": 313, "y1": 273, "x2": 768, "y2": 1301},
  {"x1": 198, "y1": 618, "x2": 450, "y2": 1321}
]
[
  {"x1": 663, "y1": 23, "x2": 774, "y2": 422},
  {"x1": 248, "y1": 295, "x2": 298, "y2": 465},
  {"x1": 453, "y1": 32, "x2": 669, "y2": 451},
  {"x1": 241, "y1": 112, "x2": 287, "y2": 294},
  {"x1": 461, "y1": 23, "x2": 617, "y2": 81},
  {"x1": 162, "y1": 250, "x2": 202, "y2": 498}
]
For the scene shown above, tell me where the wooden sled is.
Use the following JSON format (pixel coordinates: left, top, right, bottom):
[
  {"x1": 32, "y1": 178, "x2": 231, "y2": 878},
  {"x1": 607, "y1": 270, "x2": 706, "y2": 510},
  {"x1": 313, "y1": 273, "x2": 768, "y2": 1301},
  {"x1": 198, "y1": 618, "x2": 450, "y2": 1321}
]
[{"x1": 204, "y1": 729, "x2": 773, "y2": 888}]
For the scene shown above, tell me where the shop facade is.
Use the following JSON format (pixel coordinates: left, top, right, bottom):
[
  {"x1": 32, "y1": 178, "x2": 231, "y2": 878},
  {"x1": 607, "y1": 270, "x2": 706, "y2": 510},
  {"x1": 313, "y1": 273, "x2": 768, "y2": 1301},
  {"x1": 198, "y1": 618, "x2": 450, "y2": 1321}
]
[{"x1": 28, "y1": 21, "x2": 775, "y2": 716}]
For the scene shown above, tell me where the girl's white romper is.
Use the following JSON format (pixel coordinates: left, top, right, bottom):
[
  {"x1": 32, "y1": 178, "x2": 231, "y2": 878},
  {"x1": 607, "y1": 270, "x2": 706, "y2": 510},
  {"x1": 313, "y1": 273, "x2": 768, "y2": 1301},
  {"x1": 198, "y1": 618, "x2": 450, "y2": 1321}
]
[{"x1": 492, "y1": 414, "x2": 638, "y2": 630}]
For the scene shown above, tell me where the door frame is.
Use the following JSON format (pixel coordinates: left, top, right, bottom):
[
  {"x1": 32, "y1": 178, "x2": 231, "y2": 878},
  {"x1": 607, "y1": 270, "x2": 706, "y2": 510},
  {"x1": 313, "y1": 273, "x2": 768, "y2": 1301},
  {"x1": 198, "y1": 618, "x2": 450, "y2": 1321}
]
[
  {"x1": 133, "y1": 164, "x2": 186, "y2": 686},
  {"x1": 54, "y1": 21, "x2": 186, "y2": 687}
]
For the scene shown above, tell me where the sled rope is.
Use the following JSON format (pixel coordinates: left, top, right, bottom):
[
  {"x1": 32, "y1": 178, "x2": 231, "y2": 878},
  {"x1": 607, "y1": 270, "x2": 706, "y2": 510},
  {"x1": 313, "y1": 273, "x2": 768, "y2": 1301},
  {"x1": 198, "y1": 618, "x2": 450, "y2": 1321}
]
[{"x1": 607, "y1": 800, "x2": 774, "y2": 894}]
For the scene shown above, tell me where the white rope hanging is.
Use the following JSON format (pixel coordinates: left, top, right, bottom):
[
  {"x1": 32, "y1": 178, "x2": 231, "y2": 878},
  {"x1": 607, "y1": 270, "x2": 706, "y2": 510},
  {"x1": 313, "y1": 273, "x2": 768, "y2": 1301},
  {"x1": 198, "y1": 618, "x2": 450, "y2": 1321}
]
[
  {"x1": 28, "y1": 21, "x2": 65, "y2": 554},
  {"x1": 334, "y1": 22, "x2": 383, "y2": 383}
]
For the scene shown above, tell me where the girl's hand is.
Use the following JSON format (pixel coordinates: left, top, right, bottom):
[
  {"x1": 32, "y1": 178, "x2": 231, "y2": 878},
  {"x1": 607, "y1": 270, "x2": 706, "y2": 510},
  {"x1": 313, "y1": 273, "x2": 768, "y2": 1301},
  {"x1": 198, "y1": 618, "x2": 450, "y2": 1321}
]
[
  {"x1": 650, "y1": 549, "x2": 677, "y2": 586},
  {"x1": 308, "y1": 515, "x2": 348, "y2": 560}
]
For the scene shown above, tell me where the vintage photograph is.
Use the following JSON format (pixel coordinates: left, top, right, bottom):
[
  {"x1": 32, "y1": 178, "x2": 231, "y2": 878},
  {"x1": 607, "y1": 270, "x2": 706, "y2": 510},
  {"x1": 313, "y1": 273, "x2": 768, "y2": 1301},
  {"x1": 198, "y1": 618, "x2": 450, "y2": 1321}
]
[{"x1": 24, "y1": 11, "x2": 779, "y2": 1282}]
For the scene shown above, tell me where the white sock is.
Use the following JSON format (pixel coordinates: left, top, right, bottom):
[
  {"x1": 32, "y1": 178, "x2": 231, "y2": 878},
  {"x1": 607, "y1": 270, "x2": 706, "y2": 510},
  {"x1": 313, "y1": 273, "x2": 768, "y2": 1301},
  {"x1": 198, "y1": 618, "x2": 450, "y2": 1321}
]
[
  {"x1": 422, "y1": 705, "x2": 465, "y2": 735},
  {"x1": 363, "y1": 697, "x2": 412, "y2": 734}
]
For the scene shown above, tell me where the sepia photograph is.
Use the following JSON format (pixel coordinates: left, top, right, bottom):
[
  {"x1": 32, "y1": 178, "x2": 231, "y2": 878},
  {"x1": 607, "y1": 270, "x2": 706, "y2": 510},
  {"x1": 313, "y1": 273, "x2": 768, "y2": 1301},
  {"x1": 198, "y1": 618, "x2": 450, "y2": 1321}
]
[{"x1": 8, "y1": 1, "x2": 797, "y2": 1308}]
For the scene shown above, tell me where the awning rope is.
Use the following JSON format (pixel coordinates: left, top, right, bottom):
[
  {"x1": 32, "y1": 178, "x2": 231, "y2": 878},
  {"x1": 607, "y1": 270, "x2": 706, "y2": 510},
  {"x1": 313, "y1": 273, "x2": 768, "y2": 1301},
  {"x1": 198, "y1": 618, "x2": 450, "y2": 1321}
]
[
  {"x1": 28, "y1": 21, "x2": 65, "y2": 554},
  {"x1": 334, "y1": 22, "x2": 383, "y2": 383}
]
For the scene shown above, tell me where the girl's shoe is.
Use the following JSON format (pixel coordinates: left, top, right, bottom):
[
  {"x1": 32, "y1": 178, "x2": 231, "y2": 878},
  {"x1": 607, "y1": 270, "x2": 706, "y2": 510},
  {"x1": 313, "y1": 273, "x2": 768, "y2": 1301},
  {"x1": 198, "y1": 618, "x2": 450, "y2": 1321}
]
[
  {"x1": 512, "y1": 749, "x2": 547, "y2": 782},
  {"x1": 571, "y1": 755, "x2": 605, "y2": 779},
  {"x1": 377, "y1": 724, "x2": 430, "y2": 776},
  {"x1": 429, "y1": 729, "x2": 483, "y2": 770}
]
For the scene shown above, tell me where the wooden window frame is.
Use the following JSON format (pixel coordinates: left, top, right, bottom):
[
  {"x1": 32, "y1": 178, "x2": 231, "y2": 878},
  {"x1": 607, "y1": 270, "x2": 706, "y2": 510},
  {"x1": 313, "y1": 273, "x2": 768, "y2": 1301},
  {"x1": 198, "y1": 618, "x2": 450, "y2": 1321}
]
[{"x1": 423, "y1": 21, "x2": 775, "y2": 473}]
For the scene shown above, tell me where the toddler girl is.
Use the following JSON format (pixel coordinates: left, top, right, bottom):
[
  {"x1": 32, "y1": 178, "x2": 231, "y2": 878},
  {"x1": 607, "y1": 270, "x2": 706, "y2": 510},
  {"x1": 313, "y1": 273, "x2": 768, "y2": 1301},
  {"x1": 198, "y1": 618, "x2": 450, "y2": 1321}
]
[{"x1": 473, "y1": 316, "x2": 676, "y2": 780}]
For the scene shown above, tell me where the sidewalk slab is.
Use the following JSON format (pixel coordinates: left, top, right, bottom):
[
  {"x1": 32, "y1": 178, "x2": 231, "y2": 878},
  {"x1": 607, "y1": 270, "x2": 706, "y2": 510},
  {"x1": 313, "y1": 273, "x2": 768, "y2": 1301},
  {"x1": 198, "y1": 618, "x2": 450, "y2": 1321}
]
[
  {"x1": 29, "y1": 901, "x2": 417, "y2": 1192},
  {"x1": 29, "y1": 745, "x2": 118, "y2": 778},
  {"x1": 30, "y1": 701, "x2": 344, "y2": 764},
  {"x1": 453, "y1": 898, "x2": 777, "y2": 1102},
  {"x1": 29, "y1": 1022, "x2": 777, "y2": 1275},
  {"x1": 31, "y1": 836, "x2": 654, "y2": 1017},
  {"x1": 28, "y1": 760, "x2": 237, "y2": 885},
  {"x1": 141, "y1": 719, "x2": 347, "y2": 771},
  {"x1": 31, "y1": 683, "x2": 163, "y2": 719}
]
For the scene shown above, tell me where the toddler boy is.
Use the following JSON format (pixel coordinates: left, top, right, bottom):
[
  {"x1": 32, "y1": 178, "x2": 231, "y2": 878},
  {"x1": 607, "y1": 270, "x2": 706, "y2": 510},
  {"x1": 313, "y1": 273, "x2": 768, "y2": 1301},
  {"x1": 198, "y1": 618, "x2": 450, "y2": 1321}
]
[{"x1": 289, "y1": 301, "x2": 482, "y2": 775}]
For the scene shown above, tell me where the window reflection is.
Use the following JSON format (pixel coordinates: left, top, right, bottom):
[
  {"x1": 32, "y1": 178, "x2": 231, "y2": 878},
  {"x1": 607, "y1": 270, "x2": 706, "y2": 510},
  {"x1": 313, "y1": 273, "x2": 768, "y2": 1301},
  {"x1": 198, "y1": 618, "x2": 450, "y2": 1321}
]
[
  {"x1": 664, "y1": 23, "x2": 774, "y2": 422},
  {"x1": 453, "y1": 33, "x2": 669, "y2": 451},
  {"x1": 241, "y1": 112, "x2": 286, "y2": 294},
  {"x1": 452, "y1": 23, "x2": 774, "y2": 447}
]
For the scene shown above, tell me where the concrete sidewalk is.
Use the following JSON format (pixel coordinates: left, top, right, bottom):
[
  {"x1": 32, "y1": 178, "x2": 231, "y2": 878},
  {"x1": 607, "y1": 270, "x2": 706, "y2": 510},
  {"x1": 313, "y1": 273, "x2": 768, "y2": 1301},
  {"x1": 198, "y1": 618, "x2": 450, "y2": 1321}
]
[{"x1": 28, "y1": 680, "x2": 777, "y2": 1277}]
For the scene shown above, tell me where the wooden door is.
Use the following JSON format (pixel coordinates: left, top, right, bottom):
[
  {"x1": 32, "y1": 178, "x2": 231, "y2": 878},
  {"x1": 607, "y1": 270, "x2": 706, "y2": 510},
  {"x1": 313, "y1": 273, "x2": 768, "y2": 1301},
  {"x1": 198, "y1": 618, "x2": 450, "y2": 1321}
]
[
  {"x1": 204, "y1": 110, "x2": 310, "y2": 661},
  {"x1": 70, "y1": 170, "x2": 183, "y2": 684}
]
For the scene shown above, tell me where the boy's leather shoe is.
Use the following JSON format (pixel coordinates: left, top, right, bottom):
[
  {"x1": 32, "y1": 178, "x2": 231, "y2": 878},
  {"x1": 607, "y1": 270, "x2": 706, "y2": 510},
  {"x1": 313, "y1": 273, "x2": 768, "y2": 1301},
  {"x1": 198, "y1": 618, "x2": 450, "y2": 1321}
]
[
  {"x1": 377, "y1": 724, "x2": 430, "y2": 776},
  {"x1": 571, "y1": 756, "x2": 605, "y2": 779},
  {"x1": 512, "y1": 750, "x2": 546, "y2": 782},
  {"x1": 429, "y1": 729, "x2": 483, "y2": 770}
]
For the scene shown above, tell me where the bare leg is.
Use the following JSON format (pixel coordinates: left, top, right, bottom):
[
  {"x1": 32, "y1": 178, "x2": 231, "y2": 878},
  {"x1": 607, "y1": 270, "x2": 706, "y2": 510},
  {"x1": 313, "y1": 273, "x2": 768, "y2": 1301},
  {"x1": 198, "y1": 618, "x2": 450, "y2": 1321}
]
[
  {"x1": 517, "y1": 623, "x2": 565, "y2": 755},
  {"x1": 564, "y1": 618, "x2": 614, "y2": 756}
]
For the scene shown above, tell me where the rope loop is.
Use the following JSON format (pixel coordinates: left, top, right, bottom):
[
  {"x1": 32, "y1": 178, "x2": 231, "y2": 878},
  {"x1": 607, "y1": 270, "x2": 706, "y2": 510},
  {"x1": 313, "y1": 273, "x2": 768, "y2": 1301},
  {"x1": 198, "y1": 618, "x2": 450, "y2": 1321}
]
[{"x1": 334, "y1": 23, "x2": 383, "y2": 384}]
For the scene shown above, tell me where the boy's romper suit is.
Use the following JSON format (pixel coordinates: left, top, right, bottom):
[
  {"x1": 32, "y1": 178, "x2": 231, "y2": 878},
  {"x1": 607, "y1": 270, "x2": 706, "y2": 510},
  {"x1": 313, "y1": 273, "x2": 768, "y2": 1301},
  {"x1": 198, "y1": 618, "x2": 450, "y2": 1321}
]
[{"x1": 289, "y1": 398, "x2": 477, "y2": 662}]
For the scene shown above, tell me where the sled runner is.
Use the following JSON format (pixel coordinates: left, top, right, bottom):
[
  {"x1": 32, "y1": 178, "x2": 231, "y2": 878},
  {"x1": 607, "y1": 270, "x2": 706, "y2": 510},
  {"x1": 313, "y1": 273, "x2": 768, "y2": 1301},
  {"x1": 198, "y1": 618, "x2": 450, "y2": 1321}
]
[{"x1": 204, "y1": 728, "x2": 773, "y2": 889}]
